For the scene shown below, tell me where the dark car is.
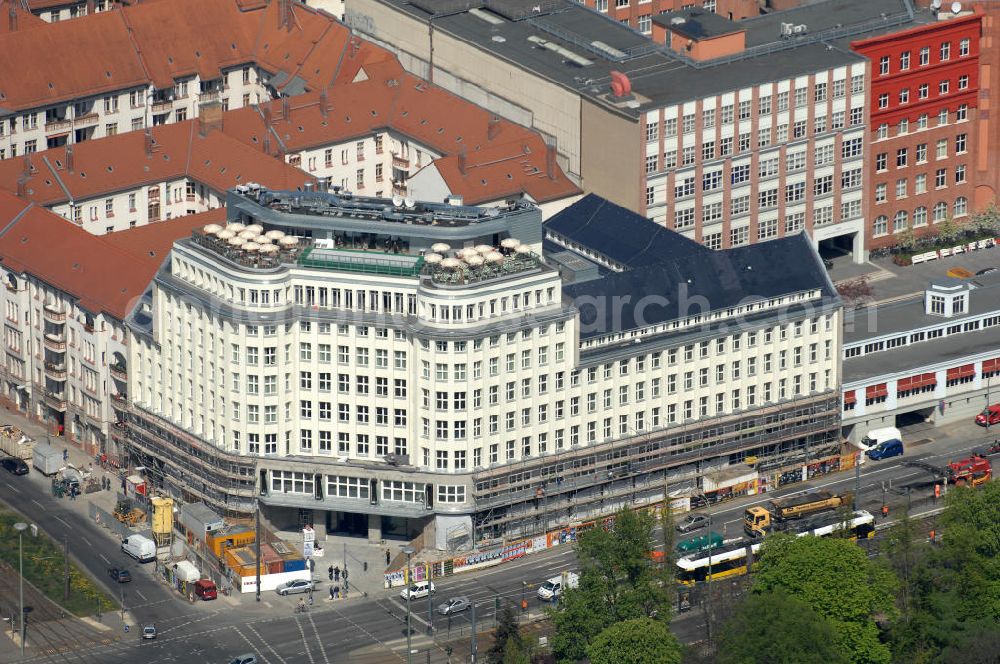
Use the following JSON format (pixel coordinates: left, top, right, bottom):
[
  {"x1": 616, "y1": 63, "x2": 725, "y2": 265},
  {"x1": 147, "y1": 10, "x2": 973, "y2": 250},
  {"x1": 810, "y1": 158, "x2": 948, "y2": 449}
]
[
  {"x1": 976, "y1": 267, "x2": 998, "y2": 276},
  {"x1": 1, "y1": 457, "x2": 29, "y2": 475},
  {"x1": 676, "y1": 514, "x2": 709, "y2": 534},
  {"x1": 108, "y1": 567, "x2": 131, "y2": 583}
]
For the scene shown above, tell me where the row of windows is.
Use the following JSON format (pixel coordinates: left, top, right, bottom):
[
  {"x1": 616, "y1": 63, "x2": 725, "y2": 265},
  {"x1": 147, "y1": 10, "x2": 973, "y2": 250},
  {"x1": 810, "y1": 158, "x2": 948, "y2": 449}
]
[
  {"x1": 875, "y1": 133, "x2": 966, "y2": 172},
  {"x1": 876, "y1": 76, "x2": 970, "y2": 109},
  {"x1": 875, "y1": 167, "x2": 967, "y2": 205},
  {"x1": 844, "y1": 314, "x2": 1000, "y2": 361},
  {"x1": 877, "y1": 39, "x2": 972, "y2": 76},
  {"x1": 871, "y1": 198, "x2": 969, "y2": 237},
  {"x1": 875, "y1": 104, "x2": 968, "y2": 139}
]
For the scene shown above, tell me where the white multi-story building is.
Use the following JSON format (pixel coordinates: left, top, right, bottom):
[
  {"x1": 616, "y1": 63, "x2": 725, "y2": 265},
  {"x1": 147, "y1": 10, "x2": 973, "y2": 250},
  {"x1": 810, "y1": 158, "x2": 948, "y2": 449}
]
[
  {"x1": 0, "y1": 0, "x2": 343, "y2": 160},
  {"x1": 122, "y1": 189, "x2": 842, "y2": 549},
  {"x1": 0, "y1": 189, "x2": 225, "y2": 457},
  {"x1": 0, "y1": 121, "x2": 310, "y2": 234}
]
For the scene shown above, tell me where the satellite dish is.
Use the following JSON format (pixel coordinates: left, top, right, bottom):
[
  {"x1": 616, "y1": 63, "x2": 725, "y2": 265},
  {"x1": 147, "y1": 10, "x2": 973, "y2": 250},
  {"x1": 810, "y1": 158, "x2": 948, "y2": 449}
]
[
  {"x1": 951, "y1": 1, "x2": 961, "y2": 12},
  {"x1": 931, "y1": 0, "x2": 941, "y2": 8},
  {"x1": 392, "y1": 195, "x2": 403, "y2": 207},
  {"x1": 404, "y1": 198, "x2": 416, "y2": 209}
]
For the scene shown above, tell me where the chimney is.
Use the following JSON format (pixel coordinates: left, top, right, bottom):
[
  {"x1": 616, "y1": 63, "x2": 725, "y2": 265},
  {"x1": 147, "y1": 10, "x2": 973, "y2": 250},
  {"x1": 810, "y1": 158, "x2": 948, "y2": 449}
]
[
  {"x1": 281, "y1": 97, "x2": 290, "y2": 120},
  {"x1": 65, "y1": 145, "x2": 74, "y2": 172},
  {"x1": 8, "y1": 6, "x2": 16, "y2": 32},
  {"x1": 263, "y1": 131, "x2": 272, "y2": 156},
  {"x1": 15, "y1": 177, "x2": 26, "y2": 198},
  {"x1": 319, "y1": 89, "x2": 329, "y2": 119},
  {"x1": 262, "y1": 105, "x2": 273, "y2": 127},
  {"x1": 487, "y1": 115, "x2": 501, "y2": 141},
  {"x1": 545, "y1": 143, "x2": 557, "y2": 181},
  {"x1": 144, "y1": 128, "x2": 153, "y2": 156},
  {"x1": 198, "y1": 100, "x2": 224, "y2": 135},
  {"x1": 21, "y1": 153, "x2": 31, "y2": 177},
  {"x1": 457, "y1": 150, "x2": 467, "y2": 175}
]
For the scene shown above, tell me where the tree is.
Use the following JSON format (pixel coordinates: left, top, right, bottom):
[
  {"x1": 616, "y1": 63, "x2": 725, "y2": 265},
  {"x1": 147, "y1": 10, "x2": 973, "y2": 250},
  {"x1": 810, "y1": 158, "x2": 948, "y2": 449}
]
[
  {"x1": 550, "y1": 508, "x2": 672, "y2": 663},
  {"x1": 488, "y1": 603, "x2": 529, "y2": 664},
  {"x1": 717, "y1": 589, "x2": 849, "y2": 664},
  {"x1": 750, "y1": 534, "x2": 898, "y2": 664},
  {"x1": 586, "y1": 618, "x2": 682, "y2": 664},
  {"x1": 937, "y1": 216, "x2": 963, "y2": 245},
  {"x1": 836, "y1": 277, "x2": 873, "y2": 308},
  {"x1": 897, "y1": 225, "x2": 918, "y2": 253}
]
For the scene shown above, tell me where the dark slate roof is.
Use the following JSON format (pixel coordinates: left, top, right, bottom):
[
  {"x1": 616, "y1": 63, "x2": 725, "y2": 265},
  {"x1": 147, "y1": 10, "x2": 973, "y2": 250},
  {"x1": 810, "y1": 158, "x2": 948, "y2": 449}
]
[
  {"x1": 545, "y1": 194, "x2": 708, "y2": 269},
  {"x1": 561, "y1": 229, "x2": 835, "y2": 338},
  {"x1": 653, "y1": 10, "x2": 743, "y2": 40}
]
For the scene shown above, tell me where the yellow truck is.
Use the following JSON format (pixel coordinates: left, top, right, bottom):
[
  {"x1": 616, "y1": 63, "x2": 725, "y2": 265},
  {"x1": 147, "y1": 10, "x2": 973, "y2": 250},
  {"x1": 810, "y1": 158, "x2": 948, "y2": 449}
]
[{"x1": 744, "y1": 491, "x2": 850, "y2": 538}]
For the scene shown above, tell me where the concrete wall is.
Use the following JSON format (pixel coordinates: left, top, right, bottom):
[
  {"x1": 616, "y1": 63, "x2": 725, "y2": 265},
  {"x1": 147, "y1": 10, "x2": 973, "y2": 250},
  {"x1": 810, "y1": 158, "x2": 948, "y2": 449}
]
[
  {"x1": 580, "y1": 99, "x2": 641, "y2": 212},
  {"x1": 345, "y1": 0, "x2": 583, "y2": 179}
]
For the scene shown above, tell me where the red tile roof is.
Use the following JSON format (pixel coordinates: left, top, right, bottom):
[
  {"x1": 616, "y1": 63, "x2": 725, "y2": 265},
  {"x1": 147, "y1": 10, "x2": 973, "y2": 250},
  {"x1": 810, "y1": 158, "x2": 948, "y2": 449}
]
[
  {"x1": 222, "y1": 59, "x2": 580, "y2": 205},
  {"x1": 0, "y1": 0, "x2": 351, "y2": 111},
  {"x1": 0, "y1": 1, "x2": 46, "y2": 33},
  {"x1": 0, "y1": 191, "x2": 219, "y2": 318},
  {"x1": 0, "y1": 120, "x2": 310, "y2": 206}
]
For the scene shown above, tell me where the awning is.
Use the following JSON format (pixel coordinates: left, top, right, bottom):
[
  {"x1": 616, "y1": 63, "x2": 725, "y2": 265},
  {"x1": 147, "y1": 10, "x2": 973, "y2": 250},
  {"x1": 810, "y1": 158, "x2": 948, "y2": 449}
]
[
  {"x1": 843, "y1": 391, "x2": 857, "y2": 405},
  {"x1": 897, "y1": 373, "x2": 936, "y2": 391},
  {"x1": 865, "y1": 383, "x2": 888, "y2": 399},
  {"x1": 946, "y1": 364, "x2": 976, "y2": 380},
  {"x1": 983, "y1": 358, "x2": 1000, "y2": 374}
]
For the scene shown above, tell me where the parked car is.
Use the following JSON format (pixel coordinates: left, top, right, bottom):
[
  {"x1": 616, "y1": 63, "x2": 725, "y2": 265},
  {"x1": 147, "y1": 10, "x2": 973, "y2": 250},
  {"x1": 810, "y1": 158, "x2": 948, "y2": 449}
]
[
  {"x1": 976, "y1": 267, "x2": 998, "y2": 276},
  {"x1": 194, "y1": 579, "x2": 218, "y2": 601},
  {"x1": 866, "y1": 439, "x2": 904, "y2": 461},
  {"x1": 141, "y1": 624, "x2": 156, "y2": 640},
  {"x1": 275, "y1": 579, "x2": 314, "y2": 596},
  {"x1": 227, "y1": 656, "x2": 258, "y2": 664},
  {"x1": 437, "y1": 596, "x2": 470, "y2": 615},
  {"x1": 976, "y1": 404, "x2": 1000, "y2": 426},
  {"x1": 108, "y1": 567, "x2": 131, "y2": 583},
  {"x1": 0, "y1": 457, "x2": 28, "y2": 475},
  {"x1": 676, "y1": 514, "x2": 709, "y2": 534},
  {"x1": 400, "y1": 581, "x2": 435, "y2": 600}
]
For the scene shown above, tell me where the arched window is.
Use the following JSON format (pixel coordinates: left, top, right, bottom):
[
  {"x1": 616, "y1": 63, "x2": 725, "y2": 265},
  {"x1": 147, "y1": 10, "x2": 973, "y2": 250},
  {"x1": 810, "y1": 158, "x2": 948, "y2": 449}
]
[
  {"x1": 933, "y1": 202, "x2": 948, "y2": 222},
  {"x1": 873, "y1": 215, "x2": 889, "y2": 236},
  {"x1": 913, "y1": 206, "x2": 927, "y2": 227},
  {"x1": 954, "y1": 196, "x2": 968, "y2": 217},
  {"x1": 893, "y1": 210, "x2": 909, "y2": 232}
]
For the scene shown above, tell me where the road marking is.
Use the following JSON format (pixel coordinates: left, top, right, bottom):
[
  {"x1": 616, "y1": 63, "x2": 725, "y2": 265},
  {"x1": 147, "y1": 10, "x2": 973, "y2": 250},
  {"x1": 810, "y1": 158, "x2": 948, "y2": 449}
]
[
  {"x1": 135, "y1": 590, "x2": 147, "y2": 601},
  {"x1": 307, "y1": 613, "x2": 330, "y2": 664},
  {"x1": 389, "y1": 598, "x2": 431, "y2": 629},
  {"x1": 295, "y1": 617, "x2": 316, "y2": 664},
  {"x1": 99, "y1": 553, "x2": 111, "y2": 565},
  {"x1": 81, "y1": 536, "x2": 91, "y2": 547},
  {"x1": 4, "y1": 482, "x2": 19, "y2": 493},
  {"x1": 233, "y1": 626, "x2": 272, "y2": 664},
  {"x1": 54, "y1": 515, "x2": 70, "y2": 528},
  {"x1": 31, "y1": 499, "x2": 43, "y2": 508},
  {"x1": 247, "y1": 623, "x2": 287, "y2": 664}
]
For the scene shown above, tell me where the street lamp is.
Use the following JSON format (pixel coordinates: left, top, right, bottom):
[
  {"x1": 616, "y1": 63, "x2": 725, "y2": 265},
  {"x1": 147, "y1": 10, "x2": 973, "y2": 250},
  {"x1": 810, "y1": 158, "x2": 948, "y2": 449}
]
[
  {"x1": 402, "y1": 545, "x2": 416, "y2": 664},
  {"x1": 13, "y1": 522, "x2": 27, "y2": 657}
]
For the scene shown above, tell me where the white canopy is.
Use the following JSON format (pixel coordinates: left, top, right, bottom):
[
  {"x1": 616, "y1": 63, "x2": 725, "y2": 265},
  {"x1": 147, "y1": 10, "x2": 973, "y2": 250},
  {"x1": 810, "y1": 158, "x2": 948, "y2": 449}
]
[
  {"x1": 440, "y1": 257, "x2": 463, "y2": 269},
  {"x1": 227, "y1": 237, "x2": 245, "y2": 247},
  {"x1": 238, "y1": 230, "x2": 259, "y2": 240},
  {"x1": 500, "y1": 238, "x2": 520, "y2": 249},
  {"x1": 485, "y1": 252, "x2": 504, "y2": 263},
  {"x1": 259, "y1": 244, "x2": 280, "y2": 254},
  {"x1": 265, "y1": 230, "x2": 286, "y2": 240},
  {"x1": 431, "y1": 242, "x2": 451, "y2": 253},
  {"x1": 245, "y1": 224, "x2": 265, "y2": 234},
  {"x1": 202, "y1": 224, "x2": 223, "y2": 235},
  {"x1": 278, "y1": 236, "x2": 299, "y2": 247},
  {"x1": 226, "y1": 222, "x2": 246, "y2": 232},
  {"x1": 217, "y1": 230, "x2": 236, "y2": 240},
  {"x1": 243, "y1": 242, "x2": 261, "y2": 252},
  {"x1": 515, "y1": 245, "x2": 532, "y2": 254},
  {"x1": 475, "y1": 244, "x2": 494, "y2": 254},
  {"x1": 424, "y1": 253, "x2": 443, "y2": 264},
  {"x1": 465, "y1": 255, "x2": 485, "y2": 266}
]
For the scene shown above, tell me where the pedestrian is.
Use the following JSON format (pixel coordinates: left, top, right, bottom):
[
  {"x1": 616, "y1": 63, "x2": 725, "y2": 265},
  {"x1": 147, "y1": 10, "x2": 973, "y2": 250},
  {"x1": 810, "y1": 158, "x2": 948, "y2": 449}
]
[
  {"x1": 328, "y1": 565, "x2": 334, "y2": 581},
  {"x1": 881, "y1": 504, "x2": 889, "y2": 518},
  {"x1": 334, "y1": 585, "x2": 340, "y2": 599},
  {"x1": 309, "y1": 592, "x2": 314, "y2": 606},
  {"x1": 329, "y1": 586, "x2": 335, "y2": 600},
  {"x1": 343, "y1": 567, "x2": 349, "y2": 582},
  {"x1": 333, "y1": 566, "x2": 340, "y2": 582},
  {"x1": 63, "y1": 448, "x2": 68, "y2": 461},
  {"x1": 344, "y1": 578, "x2": 349, "y2": 593},
  {"x1": 385, "y1": 548, "x2": 391, "y2": 566}
]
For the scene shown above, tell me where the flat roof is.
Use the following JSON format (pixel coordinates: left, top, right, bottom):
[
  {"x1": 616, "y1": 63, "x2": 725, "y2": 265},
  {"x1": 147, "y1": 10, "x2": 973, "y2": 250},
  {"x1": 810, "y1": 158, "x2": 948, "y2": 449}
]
[
  {"x1": 844, "y1": 323, "x2": 1000, "y2": 383},
  {"x1": 372, "y1": 0, "x2": 928, "y2": 116},
  {"x1": 653, "y1": 10, "x2": 743, "y2": 40},
  {"x1": 844, "y1": 278, "x2": 1000, "y2": 345}
]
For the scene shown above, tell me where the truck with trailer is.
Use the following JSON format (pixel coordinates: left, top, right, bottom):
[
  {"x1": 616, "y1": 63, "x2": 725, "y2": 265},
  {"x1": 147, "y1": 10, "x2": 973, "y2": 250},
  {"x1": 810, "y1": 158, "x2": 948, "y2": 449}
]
[
  {"x1": 744, "y1": 491, "x2": 851, "y2": 538},
  {"x1": 32, "y1": 442, "x2": 63, "y2": 476}
]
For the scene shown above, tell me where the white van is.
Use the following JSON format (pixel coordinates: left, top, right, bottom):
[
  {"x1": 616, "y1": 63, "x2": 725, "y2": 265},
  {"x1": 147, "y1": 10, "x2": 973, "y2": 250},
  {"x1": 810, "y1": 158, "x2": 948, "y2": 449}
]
[
  {"x1": 400, "y1": 580, "x2": 435, "y2": 600},
  {"x1": 536, "y1": 572, "x2": 579, "y2": 601},
  {"x1": 121, "y1": 535, "x2": 156, "y2": 563}
]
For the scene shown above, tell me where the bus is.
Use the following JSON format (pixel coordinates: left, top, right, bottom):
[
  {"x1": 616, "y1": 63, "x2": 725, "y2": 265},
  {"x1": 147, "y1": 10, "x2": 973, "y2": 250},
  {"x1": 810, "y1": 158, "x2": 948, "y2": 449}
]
[{"x1": 676, "y1": 510, "x2": 876, "y2": 585}]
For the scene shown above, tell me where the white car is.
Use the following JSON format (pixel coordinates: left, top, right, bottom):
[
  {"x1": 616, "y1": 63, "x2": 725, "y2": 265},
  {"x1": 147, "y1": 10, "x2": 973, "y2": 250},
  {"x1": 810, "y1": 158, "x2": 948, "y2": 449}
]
[{"x1": 400, "y1": 581, "x2": 435, "y2": 600}]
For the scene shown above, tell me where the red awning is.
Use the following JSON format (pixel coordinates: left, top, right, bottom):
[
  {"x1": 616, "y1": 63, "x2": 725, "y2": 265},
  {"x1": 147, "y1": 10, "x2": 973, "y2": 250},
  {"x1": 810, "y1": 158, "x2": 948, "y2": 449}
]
[
  {"x1": 947, "y1": 364, "x2": 976, "y2": 380},
  {"x1": 843, "y1": 391, "x2": 857, "y2": 405},
  {"x1": 865, "y1": 384, "x2": 888, "y2": 399},
  {"x1": 983, "y1": 358, "x2": 1000, "y2": 374},
  {"x1": 899, "y1": 373, "x2": 937, "y2": 391}
]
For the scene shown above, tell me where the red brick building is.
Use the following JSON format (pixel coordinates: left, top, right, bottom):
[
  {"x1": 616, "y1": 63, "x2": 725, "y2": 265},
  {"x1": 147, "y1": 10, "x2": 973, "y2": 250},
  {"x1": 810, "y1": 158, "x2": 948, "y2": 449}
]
[
  {"x1": 578, "y1": 0, "x2": 759, "y2": 34},
  {"x1": 852, "y1": 12, "x2": 982, "y2": 249}
]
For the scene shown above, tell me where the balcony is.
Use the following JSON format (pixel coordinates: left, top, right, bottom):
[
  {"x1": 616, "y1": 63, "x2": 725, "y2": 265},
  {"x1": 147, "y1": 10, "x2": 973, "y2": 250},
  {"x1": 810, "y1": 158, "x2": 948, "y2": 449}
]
[
  {"x1": 44, "y1": 362, "x2": 67, "y2": 381},
  {"x1": 111, "y1": 392, "x2": 129, "y2": 411},
  {"x1": 109, "y1": 363, "x2": 127, "y2": 382},
  {"x1": 74, "y1": 113, "x2": 99, "y2": 128},
  {"x1": 151, "y1": 100, "x2": 173, "y2": 115},
  {"x1": 392, "y1": 154, "x2": 410, "y2": 170},
  {"x1": 43, "y1": 390, "x2": 67, "y2": 411},
  {"x1": 43, "y1": 333, "x2": 66, "y2": 352},
  {"x1": 199, "y1": 89, "x2": 221, "y2": 104},
  {"x1": 44, "y1": 118, "x2": 73, "y2": 133},
  {"x1": 42, "y1": 304, "x2": 66, "y2": 322},
  {"x1": 392, "y1": 183, "x2": 408, "y2": 197}
]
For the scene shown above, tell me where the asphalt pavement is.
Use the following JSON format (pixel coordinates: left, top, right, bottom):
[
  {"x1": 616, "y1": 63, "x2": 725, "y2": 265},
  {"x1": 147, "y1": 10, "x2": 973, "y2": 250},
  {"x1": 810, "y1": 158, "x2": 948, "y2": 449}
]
[{"x1": 2, "y1": 416, "x2": 996, "y2": 663}]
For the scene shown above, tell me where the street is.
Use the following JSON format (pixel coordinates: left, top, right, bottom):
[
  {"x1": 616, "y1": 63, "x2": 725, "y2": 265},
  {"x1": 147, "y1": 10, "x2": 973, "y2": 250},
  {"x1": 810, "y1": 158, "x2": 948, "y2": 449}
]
[{"x1": 2, "y1": 416, "x2": 995, "y2": 663}]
